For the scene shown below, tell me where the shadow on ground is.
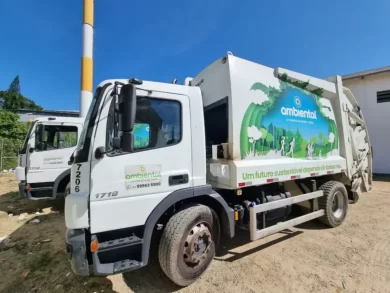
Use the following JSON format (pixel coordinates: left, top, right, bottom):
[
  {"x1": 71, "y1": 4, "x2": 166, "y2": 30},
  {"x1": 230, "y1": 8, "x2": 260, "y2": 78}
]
[
  {"x1": 215, "y1": 228, "x2": 303, "y2": 262},
  {"x1": 0, "y1": 210, "x2": 118, "y2": 293},
  {"x1": 0, "y1": 191, "x2": 65, "y2": 216},
  {"x1": 121, "y1": 228, "x2": 303, "y2": 293},
  {"x1": 0, "y1": 175, "x2": 118, "y2": 293}
]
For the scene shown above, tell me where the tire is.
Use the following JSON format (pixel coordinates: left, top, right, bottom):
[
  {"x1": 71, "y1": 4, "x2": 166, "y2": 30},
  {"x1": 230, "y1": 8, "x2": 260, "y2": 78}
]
[
  {"x1": 158, "y1": 204, "x2": 219, "y2": 287},
  {"x1": 318, "y1": 181, "x2": 348, "y2": 227},
  {"x1": 64, "y1": 183, "x2": 71, "y2": 197}
]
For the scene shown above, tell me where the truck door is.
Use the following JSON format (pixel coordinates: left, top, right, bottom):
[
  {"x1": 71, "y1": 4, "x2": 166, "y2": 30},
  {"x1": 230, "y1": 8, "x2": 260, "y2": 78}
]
[
  {"x1": 27, "y1": 122, "x2": 80, "y2": 184},
  {"x1": 88, "y1": 88, "x2": 193, "y2": 234}
]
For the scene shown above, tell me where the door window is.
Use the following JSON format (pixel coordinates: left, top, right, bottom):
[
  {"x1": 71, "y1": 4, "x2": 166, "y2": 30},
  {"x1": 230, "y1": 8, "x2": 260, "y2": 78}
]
[
  {"x1": 106, "y1": 96, "x2": 181, "y2": 152},
  {"x1": 35, "y1": 125, "x2": 78, "y2": 152}
]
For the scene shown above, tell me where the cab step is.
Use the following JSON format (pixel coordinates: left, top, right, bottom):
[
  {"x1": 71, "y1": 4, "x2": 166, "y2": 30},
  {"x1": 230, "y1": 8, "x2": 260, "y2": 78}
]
[
  {"x1": 98, "y1": 236, "x2": 142, "y2": 252},
  {"x1": 113, "y1": 259, "x2": 141, "y2": 273}
]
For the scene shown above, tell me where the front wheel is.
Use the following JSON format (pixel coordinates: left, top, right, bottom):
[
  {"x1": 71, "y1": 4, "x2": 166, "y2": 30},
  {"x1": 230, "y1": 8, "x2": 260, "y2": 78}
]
[{"x1": 158, "y1": 204, "x2": 219, "y2": 287}]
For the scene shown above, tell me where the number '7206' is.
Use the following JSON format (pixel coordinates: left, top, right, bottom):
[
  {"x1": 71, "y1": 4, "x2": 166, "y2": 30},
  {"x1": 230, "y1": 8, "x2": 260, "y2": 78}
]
[{"x1": 75, "y1": 164, "x2": 81, "y2": 192}]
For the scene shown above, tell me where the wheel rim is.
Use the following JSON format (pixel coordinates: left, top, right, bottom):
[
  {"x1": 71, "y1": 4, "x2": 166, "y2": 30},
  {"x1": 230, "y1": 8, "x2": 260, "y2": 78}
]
[
  {"x1": 332, "y1": 191, "x2": 344, "y2": 219},
  {"x1": 183, "y1": 222, "x2": 212, "y2": 268}
]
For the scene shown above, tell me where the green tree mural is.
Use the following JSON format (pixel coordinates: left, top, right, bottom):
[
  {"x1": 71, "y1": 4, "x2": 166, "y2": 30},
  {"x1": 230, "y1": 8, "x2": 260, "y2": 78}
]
[
  {"x1": 294, "y1": 129, "x2": 303, "y2": 153},
  {"x1": 259, "y1": 128, "x2": 268, "y2": 152},
  {"x1": 310, "y1": 136, "x2": 318, "y2": 145},
  {"x1": 319, "y1": 132, "x2": 324, "y2": 145},
  {"x1": 323, "y1": 137, "x2": 329, "y2": 145},
  {"x1": 240, "y1": 77, "x2": 338, "y2": 159},
  {"x1": 265, "y1": 132, "x2": 274, "y2": 148},
  {"x1": 286, "y1": 130, "x2": 294, "y2": 145}
]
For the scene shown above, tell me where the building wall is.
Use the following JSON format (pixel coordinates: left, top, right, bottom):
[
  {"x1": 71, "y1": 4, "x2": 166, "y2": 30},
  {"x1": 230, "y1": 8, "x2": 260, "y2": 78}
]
[{"x1": 343, "y1": 72, "x2": 390, "y2": 174}]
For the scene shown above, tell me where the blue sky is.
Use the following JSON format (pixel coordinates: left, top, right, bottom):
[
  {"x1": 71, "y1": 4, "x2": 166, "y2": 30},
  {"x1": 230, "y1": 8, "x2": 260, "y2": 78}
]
[{"x1": 0, "y1": 0, "x2": 389, "y2": 111}]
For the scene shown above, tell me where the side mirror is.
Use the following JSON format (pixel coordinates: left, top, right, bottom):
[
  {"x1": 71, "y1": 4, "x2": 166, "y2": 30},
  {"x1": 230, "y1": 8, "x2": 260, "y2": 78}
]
[
  {"x1": 119, "y1": 84, "x2": 137, "y2": 152},
  {"x1": 58, "y1": 132, "x2": 65, "y2": 142},
  {"x1": 35, "y1": 124, "x2": 45, "y2": 142},
  {"x1": 36, "y1": 142, "x2": 44, "y2": 151}
]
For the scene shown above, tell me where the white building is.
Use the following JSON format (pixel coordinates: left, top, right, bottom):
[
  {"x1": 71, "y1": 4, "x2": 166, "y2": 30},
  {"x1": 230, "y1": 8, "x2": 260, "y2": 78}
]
[{"x1": 343, "y1": 67, "x2": 390, "y2": 175}]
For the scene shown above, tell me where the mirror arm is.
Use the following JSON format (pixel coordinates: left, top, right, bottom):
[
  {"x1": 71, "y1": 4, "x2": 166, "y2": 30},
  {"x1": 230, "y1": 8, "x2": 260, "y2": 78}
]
[{"x1": 94, "y1": 145, "x2": 122, "y2": 159}]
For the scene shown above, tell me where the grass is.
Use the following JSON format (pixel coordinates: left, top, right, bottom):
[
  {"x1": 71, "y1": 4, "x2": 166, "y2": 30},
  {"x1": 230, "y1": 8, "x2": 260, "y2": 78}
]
[
  {"x1": 14, "y1": 242, "x2": 29, "y2": 255},
  {"x1": 28, "y1": 251, "x2": 54, "y2": 272}
]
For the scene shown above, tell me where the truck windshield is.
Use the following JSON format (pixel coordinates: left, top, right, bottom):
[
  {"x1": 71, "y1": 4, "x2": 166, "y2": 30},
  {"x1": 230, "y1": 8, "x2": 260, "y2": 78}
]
[
  {"x1": 20, "y1": 120, "x2": 37, "y2": 154},
  {"x1": 74, "y1": 83, "x2": 111, "y2": 163}
]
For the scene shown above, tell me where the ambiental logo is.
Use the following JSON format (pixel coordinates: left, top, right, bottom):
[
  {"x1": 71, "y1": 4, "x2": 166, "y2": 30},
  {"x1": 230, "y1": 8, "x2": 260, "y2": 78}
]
[
  {"x1": 294, "y1": 96, "x2": 301, "y2": 108},
  {"x1": 280, "y1": 96, "x2": 317, "y2": 119}
]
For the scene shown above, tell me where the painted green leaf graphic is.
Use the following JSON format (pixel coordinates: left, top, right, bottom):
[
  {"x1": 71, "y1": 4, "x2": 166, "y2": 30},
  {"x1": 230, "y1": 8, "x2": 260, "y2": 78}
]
[
  {"x1": 240, "y1": 78, "x2": 338, "y2": 160},
  {"x1": 240, "y1": 103, "x2": 257, "y2": 158}
]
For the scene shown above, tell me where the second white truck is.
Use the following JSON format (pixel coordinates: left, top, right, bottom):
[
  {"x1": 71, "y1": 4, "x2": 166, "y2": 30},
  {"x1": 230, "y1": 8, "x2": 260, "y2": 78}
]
[
  {"x1": 16, "y1": 116, "x2": 84, "y2": 200},
  {"x1": 65, "y1": 52, "x2": 372, "y2": 286}
]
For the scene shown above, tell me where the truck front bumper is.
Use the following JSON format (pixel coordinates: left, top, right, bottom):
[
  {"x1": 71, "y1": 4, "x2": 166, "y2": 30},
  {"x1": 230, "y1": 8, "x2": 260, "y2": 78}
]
[
  {"x1": 66, "y1": 229, "x2": 145, "y2": 277},
  {"x1": 18, "y1": 181, "x2": 55, "y2": 200},
  {"x1": 66, "y1": 229, "x2": 90, "y2": 276},
  {"x1": 18, "y1": 182, "x2": 28, "y2": 199}
]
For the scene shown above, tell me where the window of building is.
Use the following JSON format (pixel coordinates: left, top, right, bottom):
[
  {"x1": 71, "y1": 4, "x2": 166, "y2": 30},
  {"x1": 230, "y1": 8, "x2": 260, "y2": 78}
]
[
  {"x1": 106, "y1": 96, "x2": 182, "y2": 152},
  {"x1": 377, "y1": 90, "x2": 390, "y2": 103},
  {"x1": 35, "y1": 125, "x2": 78, "y2": 151}
]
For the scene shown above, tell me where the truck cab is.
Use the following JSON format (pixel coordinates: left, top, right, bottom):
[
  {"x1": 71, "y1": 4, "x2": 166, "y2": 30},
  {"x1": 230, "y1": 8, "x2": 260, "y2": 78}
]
[{"x1": 16, "y1": 116, "x2": 84, "y2": 200}]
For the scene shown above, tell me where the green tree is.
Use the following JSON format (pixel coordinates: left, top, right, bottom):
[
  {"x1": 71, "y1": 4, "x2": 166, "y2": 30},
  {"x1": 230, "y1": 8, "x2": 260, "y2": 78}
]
[
  {"x1": 0, "y1": 76, "x2": 43, "y2": 112},
  {"x1": 0, "y1": 111, "x2": 29, "y2": 170},
  {"x1": 265, "y1": 132, "x2": 274, "y2": 148},
  {"x1": 0, "y1": 91, "x2": 42, "y2": 112},
  {"x1": 286, "y1": 130, "x2": 294, "y2": 145},
  {"x1": 259, "y1": 128, "x2": 268, "y2": 151},
  {"x1": 294, "y1": 129, "x2": 303, "y2": 153},
  {"x1": 276, "y1": 127, "x2": 285, "y2": 150},
  {"x1": 310, "y1": 136, "x2": 318, "y2": 145},
  {"x1": 323, "y1": 137, "x2": 329, "y2": 144},
  {"x1": 267, "y1": 123, "x2": 277, "y2": 148},
  {"x1": 8, "y1": 75, "x2": 20, "y2": 93},
  {"x1": 319, "y1": 132, "x2": 324, "y2": 145},
  {"x1": 0, "y1": 111, "x2": 28, "y2": 140}
]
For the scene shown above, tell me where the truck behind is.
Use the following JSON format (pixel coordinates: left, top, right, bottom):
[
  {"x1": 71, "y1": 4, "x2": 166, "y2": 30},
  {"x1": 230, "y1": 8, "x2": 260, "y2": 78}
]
[{"x1": 16, "y1": 116, "x2": 84, "y2": 200}]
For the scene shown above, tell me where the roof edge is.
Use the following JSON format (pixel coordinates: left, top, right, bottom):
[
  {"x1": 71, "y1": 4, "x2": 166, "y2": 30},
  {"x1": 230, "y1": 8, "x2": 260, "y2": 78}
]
[{"x1": 342, "y1": 66, "x2": 390, "y2": 80}]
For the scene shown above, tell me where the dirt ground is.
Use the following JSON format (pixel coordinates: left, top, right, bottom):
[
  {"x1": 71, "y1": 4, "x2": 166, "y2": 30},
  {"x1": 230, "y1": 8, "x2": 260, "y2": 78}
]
[{"x1": 0, "y1": 173, "x2": 389, "y2": 293}]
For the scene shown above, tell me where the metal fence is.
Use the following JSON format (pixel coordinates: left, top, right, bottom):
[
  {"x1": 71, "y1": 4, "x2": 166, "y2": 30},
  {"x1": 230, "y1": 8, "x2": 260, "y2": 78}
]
[{"x1": 0, "y1": 139, "x2": 22, "y2": 171}]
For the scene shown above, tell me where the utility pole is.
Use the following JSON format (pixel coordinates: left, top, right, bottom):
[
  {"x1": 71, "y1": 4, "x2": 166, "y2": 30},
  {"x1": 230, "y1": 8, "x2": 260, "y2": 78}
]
[{"x1": 80, "y1": 0, "x2": 94, "y2": 118}]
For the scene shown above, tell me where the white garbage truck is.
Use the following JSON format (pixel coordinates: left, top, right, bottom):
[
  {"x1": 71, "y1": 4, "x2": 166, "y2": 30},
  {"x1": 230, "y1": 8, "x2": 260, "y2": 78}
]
[
  {"x1": 65, "y1": 52, "x2": 372, "y2": 286},
  {"x1": 16, "y1": 116, "x2": 84, "y2": 200}
]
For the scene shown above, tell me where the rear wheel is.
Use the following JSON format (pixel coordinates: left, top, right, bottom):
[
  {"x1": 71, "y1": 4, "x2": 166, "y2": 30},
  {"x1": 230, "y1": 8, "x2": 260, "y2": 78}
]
[
  {"x1": 158, "y1": 204, "x2": 219, "y2": 287},
  {"x1": 318, "y1": 181, "x2": 348, "y2": 227}
]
